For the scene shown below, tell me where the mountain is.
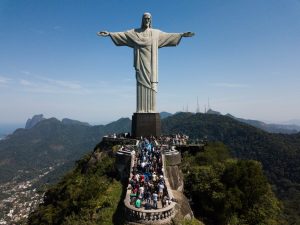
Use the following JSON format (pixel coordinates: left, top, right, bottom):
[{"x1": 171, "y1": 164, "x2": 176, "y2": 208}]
[
  {"x1": 283, "y1": 119, "x2": 300, "y2": 126},
  {"x1": 28, "y1": 143, "x2": 124, "y2": 225},
  {"x1": 0, "y1": 123, "x2": 23, "y2": 139},
  {"x1": 162, "y1": 112, "x2": 300, "y2": 184},
  {"x1": 202, "y1": 108, "x2": 300, "y2": 134},
  {"x1": 2, "y1": 113, "x2": 300, "y2": 222},
  {"x1": 201, "y1": 109, "x2": 300, "y2": 134},
  {"x1": 162, "y1": 112, "x2": 300, "y2": 223},
  {"x1": 160, "y1": 111, "x2": 173, "y2": 119},
  {"x1": 28, "y1": 140, "x2": 280, "y2": 225},
  {"x1": 25, "y1": 114, "x2": 45, "y2": 129},
  {"x1": 0, "y1": 117, "x2": 131, "y2": 184},
  {"x1": 61, "y1": 118, "x2": 91, "y2": 126},
  {"x1": 206, "y1": 108, "x2": 221, "y2": 115},
  {"x1": 226, "y1": 113, "x2": 300, "y2": 134}
]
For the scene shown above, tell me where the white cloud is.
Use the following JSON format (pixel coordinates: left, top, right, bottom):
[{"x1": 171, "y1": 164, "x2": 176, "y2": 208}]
[
  {"x1": 20, "y1": 71, "x2": 31, "y2": 75},
  {"x1": 0, "y1": 76, "x2": 10, "y2": 84},
  {"x1": 13, "y1": 75, "x2": 85, "y2": 94},
  {"x1": 212, "y1": 82, "x2": 249, "y2": 88},
  {"x1": 39, "y1": 78, "x2": 82, "y2": 89},
  {"x1": 12, "y1": 74, "x2": 135, "y2": 97},
  {"x1": 20, "y1": 79, "x2": 33, "y2": 86}
]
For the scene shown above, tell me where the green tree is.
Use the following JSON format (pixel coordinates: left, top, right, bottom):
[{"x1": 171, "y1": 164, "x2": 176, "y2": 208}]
[{"x1": 182, "y1": 142, "x2": 282, "y2": 225}]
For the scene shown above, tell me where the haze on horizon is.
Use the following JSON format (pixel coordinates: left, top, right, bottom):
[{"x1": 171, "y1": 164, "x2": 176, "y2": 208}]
[{"x1": 0, "y1": 0, "x2": 300, "y2": 125}]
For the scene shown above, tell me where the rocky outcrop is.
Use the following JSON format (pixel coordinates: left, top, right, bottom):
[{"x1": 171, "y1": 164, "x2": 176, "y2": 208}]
[
  {"x1": 25, "y1": 114, "x2": 45, "y2": 129},
  {"x1": 165, "y1": 165, "x2": 184, "y2": 192},
  {"x1": 62, "y1": 118, "x2": 91, "y2": 126},
  {"x1": 164, "y1": 152, "x2": 194, "y2": 221}
]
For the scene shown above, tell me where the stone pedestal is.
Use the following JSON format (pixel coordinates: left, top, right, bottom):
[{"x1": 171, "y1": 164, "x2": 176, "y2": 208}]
[{"x1": 132, "y1": 113, "x2": 161, "y2": 138}]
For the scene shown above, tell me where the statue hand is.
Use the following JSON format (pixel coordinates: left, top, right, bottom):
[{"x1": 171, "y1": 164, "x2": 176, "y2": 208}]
[
  {"x1": 97, "y1": 31, "x2": 110, "y2": 37},
  {"x1": 182, "y1": 32, "x2": 195, "y2": 37}
]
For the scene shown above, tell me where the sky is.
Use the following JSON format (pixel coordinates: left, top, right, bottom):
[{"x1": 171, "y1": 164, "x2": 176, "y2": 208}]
[{"x1": 0, "y1": 0, "x2": 300, "y2": 125}]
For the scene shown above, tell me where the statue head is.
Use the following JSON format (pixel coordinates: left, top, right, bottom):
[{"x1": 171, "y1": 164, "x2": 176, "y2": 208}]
[{"x1": 141, "y1": 12, "x2": 152, "y2": 29}]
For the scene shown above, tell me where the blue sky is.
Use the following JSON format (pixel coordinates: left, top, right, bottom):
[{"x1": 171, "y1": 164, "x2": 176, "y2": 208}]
[{"x1": 0, "y1": 0, "x2": 300, "y2": 125}]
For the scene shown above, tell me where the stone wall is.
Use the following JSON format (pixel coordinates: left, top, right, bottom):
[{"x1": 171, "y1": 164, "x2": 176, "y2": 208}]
[
  {"x1": 116, "y1": 151, "x2": 132, "y2": 180},
  {"x1": 164, "y1": 151, "x2": 181, "y2": 166},
  {"x1": 164, "y1": 150, "x2": 194, "y2": 221},
  {"x1": 102, "y1": 137, "x2": 137, "y2": 145}
]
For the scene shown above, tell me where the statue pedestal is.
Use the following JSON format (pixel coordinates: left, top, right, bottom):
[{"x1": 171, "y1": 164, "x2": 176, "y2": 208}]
[{"x1": 132, "y1": 113, "x2": 161, "y2": 138}]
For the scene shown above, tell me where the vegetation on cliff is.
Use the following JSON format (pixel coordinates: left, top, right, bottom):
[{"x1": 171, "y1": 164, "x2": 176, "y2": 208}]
[
  {"x1": 28, "y1": 149, "x2": 124, "y2": 225},
  {"x1": 162, "y1": 112, "x2": 300, "y2": 223},
  {"x1": 0, "y1": 117, "x2": 131, "y2": 185},
  {"x1": 5, "y1": 113, "x2": 300, "y2": 223},
  {"x1": 28, "y1": 139, "x2": 282, "y2": 225},
  {"x1": 182, "y1": 142, "x2": 282, "y2": 225}
]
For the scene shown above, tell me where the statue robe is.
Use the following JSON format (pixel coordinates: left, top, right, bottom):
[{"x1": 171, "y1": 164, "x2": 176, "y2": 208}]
[{"x1": 109, "y1": 28, "x2": 182, "y2": 113}]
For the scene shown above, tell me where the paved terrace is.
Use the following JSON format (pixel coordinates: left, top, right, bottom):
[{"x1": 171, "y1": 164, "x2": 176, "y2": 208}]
[{"x1": 117, "y1": 139, "x2": 178, "y2": 224}]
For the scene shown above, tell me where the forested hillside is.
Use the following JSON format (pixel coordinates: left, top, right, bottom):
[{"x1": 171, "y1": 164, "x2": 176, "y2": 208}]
[
  {"x1": 28, "y1": 140, "x2": 280, "y2": 225},
  {"x1": 28, "y1": 144, "x2": 124, "y2": 225},
  {"x1": 162, "y1": 112, "x2": 300, "y2": 223},
  {"x1": 0, "y1": 117, "x2": 131, "y2": 184},
  {"x1": 182, "y1": 142, "x2": 282, "y2": 225},
  {"x1": 2, "y1": 112, "x2": 300, "y2": 223}
]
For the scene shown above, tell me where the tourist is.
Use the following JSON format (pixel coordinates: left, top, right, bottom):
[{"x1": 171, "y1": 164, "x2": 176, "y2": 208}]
[
  {"x1": 162, "y1": 195, "x2": 168, "y2": 208},
  {"x1": 152, "y1": 172, "x2": 157, "y2": 182},
  {"x1": 158, "y1": 182, "x2": 164, "y2": 200},
  {"x1": 139, "y1": 186, "x2": 144, "y2": 199},
  {"x1": 144, "y1": 202, "x2": 152, "y2": 210},
  {"x1": 135, "y1": 198, "x2": 141, "y2": 208},
  {"x1": 130, "y1": 193, "x2": 137, "y2": 205},
  {"x1": 145, "y1": 190, "x2": 151, "y2": 203},
  {"x1": 152, "y1": 192, "x2": 158, "y2": 209}
]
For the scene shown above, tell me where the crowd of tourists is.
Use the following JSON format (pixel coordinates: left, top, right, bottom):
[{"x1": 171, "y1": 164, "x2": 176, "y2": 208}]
[
  {"x1": 128, "y1": 138, "x2": 172, "y2": 210},
  {"x1": 105, "y1": 132, "x2": 131, "y2": 139},
  {"x1": 158, "y1": 134, "x2": 189, "y2": 146}
]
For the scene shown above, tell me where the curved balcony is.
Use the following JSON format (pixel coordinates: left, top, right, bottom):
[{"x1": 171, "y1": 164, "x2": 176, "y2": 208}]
[{"x1": 122, "y1": 148, "x2": 177, "y2": 224}]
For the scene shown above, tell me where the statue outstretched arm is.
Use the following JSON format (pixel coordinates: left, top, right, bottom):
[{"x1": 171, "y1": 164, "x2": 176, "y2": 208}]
[
  {"x1": 97, "y1": 30, "x2": 134, "y2": 47},
  {"x1": 97, "y1": 31, "x2": 110, "y2": 37},
  {"x1": 158, "y1": 31, "x2": 194, "y2": 48},
  {"x1": 182, "y1": 32, "x2": 195, "y2": 37}
]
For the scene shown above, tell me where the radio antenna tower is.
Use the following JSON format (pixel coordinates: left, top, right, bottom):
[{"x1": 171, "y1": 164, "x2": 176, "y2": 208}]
[
  {"x1": 196, "y1": 96, "x2": 200, "y2": 113},
  {"x1": 208, "y1": 97, "x2": 210, "y2": 110}
]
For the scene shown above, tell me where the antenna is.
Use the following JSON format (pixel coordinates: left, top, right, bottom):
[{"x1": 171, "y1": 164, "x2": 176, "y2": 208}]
[
  {"x1": 196, "y1": 96, "x2": 200, "y2": 113},
  {"x1": 208, "y1": 97, "x2": 210, "y2": 110}
]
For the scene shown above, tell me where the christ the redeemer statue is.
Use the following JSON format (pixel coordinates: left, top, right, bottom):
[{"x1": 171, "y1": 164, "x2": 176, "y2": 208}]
[{"x1": 97, "y1": 12, "x2": 194, "y2": 113}]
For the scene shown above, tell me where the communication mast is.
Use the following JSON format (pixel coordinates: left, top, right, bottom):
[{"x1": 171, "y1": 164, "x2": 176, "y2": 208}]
[
  {"x1": 196, "y1": 96, "x2": 200, "y2": 113},
  {"x1": 208, "y1": 97, "x2": 210, "y2": 110}
]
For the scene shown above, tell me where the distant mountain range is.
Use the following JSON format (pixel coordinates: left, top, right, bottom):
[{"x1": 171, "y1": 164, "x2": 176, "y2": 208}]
[
  {"x1": 162, "y1": 112, "x2": 300, "y2": 222},
  {"x1": 283, "y1": 119, "x2": 300, "y2": 126},
  {"x1": 1, "y1": 112, "x2": 300, "y2": 222},
  {"x1": 162, "y1": 110, "x2": 300, "y2": 134},
  {"x1": 0, "y1": 124, "x2": 23, "y2": 141},
  {"x1": 160, "y1": 111, "x2": 173, "y2": 119},
  {"x1": 225, "y1": 113, "x2": 300, "y2": 134},
  {"x1": 1, "y1": 111, "x2": 299, "y2": 185},
  {"x1": 25, "y1": 114, "x2": 46, "y2": 129},
  {"x1": 25, "y1": 114, "x2": 91, "y2": 129},
  {"x1": 0, "y1": 116, "x2": 131, "y2": 184}
]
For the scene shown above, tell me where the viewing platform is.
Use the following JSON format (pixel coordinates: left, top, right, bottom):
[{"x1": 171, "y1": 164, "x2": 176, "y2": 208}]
[{"x1": 115, "y1": 138, "x2": 182, "y2": 224}]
